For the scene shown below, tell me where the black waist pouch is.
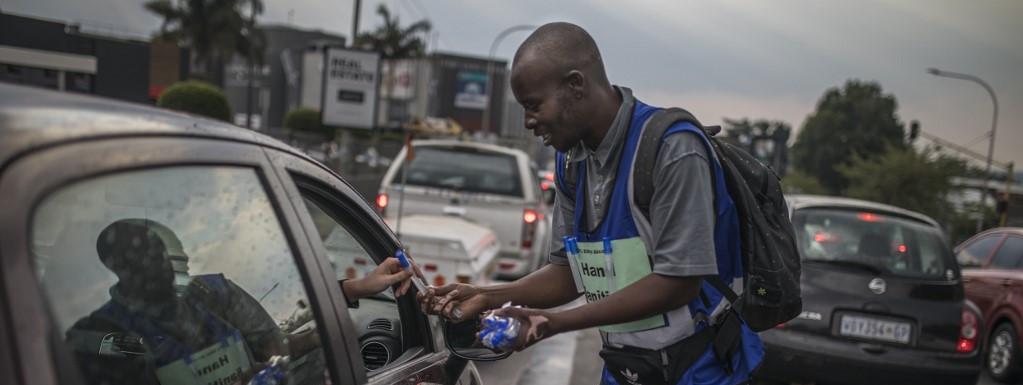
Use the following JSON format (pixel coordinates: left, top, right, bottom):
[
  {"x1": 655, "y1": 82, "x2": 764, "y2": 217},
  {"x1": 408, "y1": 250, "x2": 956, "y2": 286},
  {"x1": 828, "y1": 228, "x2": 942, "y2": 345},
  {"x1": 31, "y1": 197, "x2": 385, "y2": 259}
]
[{"x1": 600, "y1": 327, "x2": 715, "y2": 385}]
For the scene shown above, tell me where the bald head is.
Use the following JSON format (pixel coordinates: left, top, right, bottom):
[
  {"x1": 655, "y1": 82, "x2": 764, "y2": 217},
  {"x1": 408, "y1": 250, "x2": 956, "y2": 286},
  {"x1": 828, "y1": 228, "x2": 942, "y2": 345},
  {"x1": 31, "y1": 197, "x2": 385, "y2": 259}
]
[{"x1": 513, "y1": 22, "x2": 610, "y2": 88}]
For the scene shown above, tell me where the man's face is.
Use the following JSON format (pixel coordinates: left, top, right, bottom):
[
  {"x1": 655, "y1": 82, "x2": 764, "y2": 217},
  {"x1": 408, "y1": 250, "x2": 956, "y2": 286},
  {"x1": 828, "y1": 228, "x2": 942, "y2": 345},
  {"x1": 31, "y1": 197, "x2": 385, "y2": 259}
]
[{"x1": 511, "y1": 59, "x2": 586, "y2": 152}]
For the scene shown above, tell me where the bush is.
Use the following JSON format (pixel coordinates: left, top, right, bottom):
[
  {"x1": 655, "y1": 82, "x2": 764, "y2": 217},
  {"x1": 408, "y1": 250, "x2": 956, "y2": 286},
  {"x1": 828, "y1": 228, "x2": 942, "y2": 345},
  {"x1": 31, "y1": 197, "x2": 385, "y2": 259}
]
[
  {"x1": 157, "y1": 81, "x2": 232, "y2": 122},
  {"x1": 284, "y1": 108, "x2": 336, "y2": 139}
]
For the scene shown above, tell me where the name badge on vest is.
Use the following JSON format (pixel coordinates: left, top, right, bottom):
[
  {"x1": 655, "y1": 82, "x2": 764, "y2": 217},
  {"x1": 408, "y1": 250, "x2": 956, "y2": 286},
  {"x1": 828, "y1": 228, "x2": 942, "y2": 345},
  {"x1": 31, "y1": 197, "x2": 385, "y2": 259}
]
[
  {"x1": 155, "y1": 330, "x2": 253, "y2": 385},
  {"x1": 572, "y1": 237, "x2": 666, "y2": 333}
]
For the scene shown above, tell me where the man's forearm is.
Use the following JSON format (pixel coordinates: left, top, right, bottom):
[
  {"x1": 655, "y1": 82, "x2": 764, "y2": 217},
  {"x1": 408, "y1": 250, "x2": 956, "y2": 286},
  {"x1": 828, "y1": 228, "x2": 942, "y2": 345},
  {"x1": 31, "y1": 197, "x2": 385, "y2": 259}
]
[
  {"x1": 480, "y1": 263, "x2": 580, "y2": 309},
  {"x1": 550, "y1": 274, "x2": 702, "y2": 333}
]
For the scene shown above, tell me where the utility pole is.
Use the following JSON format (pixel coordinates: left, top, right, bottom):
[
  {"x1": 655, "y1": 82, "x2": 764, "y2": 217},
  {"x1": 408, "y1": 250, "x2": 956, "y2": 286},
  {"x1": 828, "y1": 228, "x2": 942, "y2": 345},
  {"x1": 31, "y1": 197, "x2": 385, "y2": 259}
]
[
  {"x1": 245, "y1": 3, "x2": 257, "y2": 129},
  {"x1": 351, "y1": 0, "x2": 361, "y2": 48},
  {"x1": 927, "y1": 68, "x2": 999, "y2": 232}
]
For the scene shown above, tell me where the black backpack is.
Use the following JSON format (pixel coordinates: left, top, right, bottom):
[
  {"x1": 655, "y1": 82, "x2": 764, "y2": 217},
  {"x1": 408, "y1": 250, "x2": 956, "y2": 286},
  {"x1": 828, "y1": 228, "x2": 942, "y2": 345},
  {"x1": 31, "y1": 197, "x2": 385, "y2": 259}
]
[{"x1": 562, "y1": 107, "x2": 801, "y2": 332}]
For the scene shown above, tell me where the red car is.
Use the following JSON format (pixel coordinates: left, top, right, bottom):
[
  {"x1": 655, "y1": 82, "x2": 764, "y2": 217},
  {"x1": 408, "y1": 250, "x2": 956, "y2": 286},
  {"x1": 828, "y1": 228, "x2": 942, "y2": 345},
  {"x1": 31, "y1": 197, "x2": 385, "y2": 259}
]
[{"x1": 956, "y1": 227, "x2": 1023, "y2": 383}]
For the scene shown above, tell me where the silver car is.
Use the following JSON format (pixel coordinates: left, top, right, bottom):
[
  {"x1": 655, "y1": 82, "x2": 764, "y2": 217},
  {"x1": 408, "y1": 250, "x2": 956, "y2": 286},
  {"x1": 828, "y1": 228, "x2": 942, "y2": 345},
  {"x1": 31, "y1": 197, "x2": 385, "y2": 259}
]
[{"x1": 377, "y1": 140, "x2": 550, "y2": 279}]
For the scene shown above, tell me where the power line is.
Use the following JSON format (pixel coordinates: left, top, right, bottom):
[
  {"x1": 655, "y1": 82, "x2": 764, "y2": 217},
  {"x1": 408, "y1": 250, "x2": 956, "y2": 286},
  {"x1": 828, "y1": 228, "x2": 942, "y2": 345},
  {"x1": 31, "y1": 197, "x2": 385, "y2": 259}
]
[{"x1": 409, "y1": 0, "x2": 431, "y2": 20}]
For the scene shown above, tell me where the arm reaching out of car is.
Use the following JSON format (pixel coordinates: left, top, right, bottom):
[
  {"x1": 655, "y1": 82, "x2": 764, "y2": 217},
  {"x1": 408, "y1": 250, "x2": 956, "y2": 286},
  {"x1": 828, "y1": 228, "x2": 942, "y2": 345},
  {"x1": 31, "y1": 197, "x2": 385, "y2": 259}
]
[
  {"x1": 417, "y1": 263, "x2": 580, "y2": 322},
  {"x1": 341, "y1": 257, "x2": 418, "y2": 300}
]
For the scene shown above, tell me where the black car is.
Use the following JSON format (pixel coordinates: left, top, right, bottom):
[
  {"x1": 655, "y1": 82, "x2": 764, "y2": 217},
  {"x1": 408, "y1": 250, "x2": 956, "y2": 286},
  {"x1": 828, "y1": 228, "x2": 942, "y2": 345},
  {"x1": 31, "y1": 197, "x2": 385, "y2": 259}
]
[
  {"x1": 755, "y1": 195, "x2": 982, "y2": 385},
  {"x1": 0, "y1": 84, "x2": 500, "y2": 385}
]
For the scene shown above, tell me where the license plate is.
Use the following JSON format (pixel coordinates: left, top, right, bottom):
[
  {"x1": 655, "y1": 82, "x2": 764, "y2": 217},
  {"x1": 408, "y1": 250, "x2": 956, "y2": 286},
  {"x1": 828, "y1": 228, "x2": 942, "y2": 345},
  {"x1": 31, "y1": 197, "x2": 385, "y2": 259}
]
[{"x1": 839, "y1": 315, "x2": 912, "y2": 344}]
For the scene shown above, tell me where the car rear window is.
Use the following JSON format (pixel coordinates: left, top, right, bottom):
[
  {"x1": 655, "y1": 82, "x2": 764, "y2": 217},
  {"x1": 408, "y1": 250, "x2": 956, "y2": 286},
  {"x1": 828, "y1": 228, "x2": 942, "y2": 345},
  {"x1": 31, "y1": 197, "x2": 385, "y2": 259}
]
[
  {"x1": 793, "y1": 208, "x2": 954, "y2": 279},
  {"x1": 396, "y1": 146, "x2": 523, "y2": 197}
]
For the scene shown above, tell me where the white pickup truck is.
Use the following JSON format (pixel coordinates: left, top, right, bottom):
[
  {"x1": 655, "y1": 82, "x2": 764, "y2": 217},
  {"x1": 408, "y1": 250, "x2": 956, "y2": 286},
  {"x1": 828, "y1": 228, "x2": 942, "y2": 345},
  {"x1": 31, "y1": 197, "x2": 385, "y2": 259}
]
[
  {"x1": 376, "y1": 140, "x2": 551, "y2": 280},
  {"x1": 388, "y1": 215, "x2": 500, "y2": 287}
]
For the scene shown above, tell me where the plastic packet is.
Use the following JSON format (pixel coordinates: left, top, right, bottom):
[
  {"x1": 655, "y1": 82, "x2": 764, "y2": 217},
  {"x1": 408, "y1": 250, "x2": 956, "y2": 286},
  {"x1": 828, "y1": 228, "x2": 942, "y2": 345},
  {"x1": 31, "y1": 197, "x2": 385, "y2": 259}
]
[{"x1": 478, "y1": 302, "x2": 522, "y2": 350}]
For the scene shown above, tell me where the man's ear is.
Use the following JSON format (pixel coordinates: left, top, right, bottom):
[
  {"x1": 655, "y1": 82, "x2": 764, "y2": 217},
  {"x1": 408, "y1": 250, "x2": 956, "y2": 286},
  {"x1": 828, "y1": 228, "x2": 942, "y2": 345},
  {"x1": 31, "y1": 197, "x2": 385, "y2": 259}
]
[{"x1": 564, "y1": 70, "x2": 586, "y2": 98}]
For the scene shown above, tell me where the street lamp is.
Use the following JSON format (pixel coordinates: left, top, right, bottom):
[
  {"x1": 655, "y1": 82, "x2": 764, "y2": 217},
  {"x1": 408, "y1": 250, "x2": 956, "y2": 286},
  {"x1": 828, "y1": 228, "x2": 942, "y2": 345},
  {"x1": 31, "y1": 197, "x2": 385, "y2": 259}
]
[
  {"x1": 927, "y1": 67, "x2": 999, "y2": 232},
  {"x1": 481, "y1": 25, "x2": 536, "y2": 135}
]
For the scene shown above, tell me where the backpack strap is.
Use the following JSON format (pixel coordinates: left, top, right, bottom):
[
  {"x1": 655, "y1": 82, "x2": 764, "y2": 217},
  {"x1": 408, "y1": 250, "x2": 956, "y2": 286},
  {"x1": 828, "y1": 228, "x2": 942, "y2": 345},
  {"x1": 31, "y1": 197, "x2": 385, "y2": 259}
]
[{"x1": 633, "y1": 108, "x2": 740, "y2": 307}]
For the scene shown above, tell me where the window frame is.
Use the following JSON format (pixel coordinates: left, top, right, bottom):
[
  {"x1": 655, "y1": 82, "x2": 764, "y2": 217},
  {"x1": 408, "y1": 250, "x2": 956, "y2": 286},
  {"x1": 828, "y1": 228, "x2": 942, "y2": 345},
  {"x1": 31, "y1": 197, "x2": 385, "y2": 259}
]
[
  {"x1": 0, "y1": 136, "x2": 356, "y2": 385},
  {"x1": 264, "y1": 147, "x2": 450, "y2": 383},
  {"x1": 989, "y1": 235, "x2": 1023, "y2": 270}
]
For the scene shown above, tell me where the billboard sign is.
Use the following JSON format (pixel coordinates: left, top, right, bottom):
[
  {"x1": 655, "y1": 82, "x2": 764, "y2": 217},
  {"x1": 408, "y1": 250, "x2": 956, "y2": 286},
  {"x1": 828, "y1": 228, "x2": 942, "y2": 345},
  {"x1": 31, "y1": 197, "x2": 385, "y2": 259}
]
[
  {"x1": 322, "y1": 48, "x2": 379, "y2": 129},
  {"x1": 454, "y1": 70, "x2": 487, "y2": 110}
]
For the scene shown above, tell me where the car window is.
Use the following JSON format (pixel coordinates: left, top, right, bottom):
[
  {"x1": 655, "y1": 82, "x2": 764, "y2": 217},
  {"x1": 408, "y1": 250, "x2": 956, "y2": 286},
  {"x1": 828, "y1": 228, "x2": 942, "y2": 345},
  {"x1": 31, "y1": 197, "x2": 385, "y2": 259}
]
[
  {"x1": 30, "y1": 166, "x2": 329, "y2": 385},
  {"x1": 299, "y1": 195, "x2": 410, "y2": 373},
  {"x1": 957, "y1": 235, "x2": 1002, "y2": 267},
  {"x1": 990, "y1": 236, "x2": 1023, "y2": 269},
  {"x1": 396, "y1": 146, "x2": 523, "y2": 197},
  {"x1": 793, "y1": 208, "x2": 952, "y2": 279}
]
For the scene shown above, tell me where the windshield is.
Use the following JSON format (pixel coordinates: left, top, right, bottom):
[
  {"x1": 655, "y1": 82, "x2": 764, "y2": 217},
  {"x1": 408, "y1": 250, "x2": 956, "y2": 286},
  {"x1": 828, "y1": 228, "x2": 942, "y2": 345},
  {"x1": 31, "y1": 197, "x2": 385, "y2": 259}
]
[
  {"x1": 396, "y1": 146, "x2": 522, "y2": 197},
  {"x1": 793, "y1": 208, "x2": 954, "y2": 279}
]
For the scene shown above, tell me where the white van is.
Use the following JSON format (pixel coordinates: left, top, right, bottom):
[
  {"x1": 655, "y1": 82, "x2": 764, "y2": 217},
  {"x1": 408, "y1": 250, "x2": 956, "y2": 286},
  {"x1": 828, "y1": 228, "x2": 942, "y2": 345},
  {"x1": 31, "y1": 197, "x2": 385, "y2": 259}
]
[{"x1": 376, "y1": 140, "x2": 550, "y2": 279}]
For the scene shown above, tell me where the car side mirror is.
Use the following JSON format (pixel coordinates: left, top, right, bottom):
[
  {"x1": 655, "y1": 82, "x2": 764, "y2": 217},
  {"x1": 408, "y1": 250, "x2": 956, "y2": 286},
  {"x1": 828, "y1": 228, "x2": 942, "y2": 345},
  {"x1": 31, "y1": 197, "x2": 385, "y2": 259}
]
[{"x1": 442, "y1": 317, "x2": 512, "y2": 361}]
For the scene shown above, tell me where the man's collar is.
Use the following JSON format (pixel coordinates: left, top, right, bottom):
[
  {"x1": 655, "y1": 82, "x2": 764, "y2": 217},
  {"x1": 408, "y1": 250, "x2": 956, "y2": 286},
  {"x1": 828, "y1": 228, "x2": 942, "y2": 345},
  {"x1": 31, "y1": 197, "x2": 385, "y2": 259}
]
[{"x1": 565, "y1": 86, "x2": 635, "y2": 166}]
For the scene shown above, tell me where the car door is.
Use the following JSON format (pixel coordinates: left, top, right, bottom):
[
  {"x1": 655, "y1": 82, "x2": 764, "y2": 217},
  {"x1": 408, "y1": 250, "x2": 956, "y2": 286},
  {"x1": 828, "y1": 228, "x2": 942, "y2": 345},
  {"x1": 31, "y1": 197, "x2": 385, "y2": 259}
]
[
  {"x1": 264, "y1": 147, "x2": 465, "y2": 385},
  {"x1": 959, "y1": 234, "x2": 1007, "y2": 319},
  {"x1": 985, "y1": 236, "x2": 1023, "y2": 329},
  {"x1": 0, "y1": 136, "x2": 358, "y2": 385}
]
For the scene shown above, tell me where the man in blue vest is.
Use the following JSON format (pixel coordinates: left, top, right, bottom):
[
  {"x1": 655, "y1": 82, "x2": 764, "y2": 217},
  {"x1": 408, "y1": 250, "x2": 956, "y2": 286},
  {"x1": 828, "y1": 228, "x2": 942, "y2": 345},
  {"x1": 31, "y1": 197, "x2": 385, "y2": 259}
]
[{"x1": 419, "y1": 22, "x2": 763, "y2": 385}]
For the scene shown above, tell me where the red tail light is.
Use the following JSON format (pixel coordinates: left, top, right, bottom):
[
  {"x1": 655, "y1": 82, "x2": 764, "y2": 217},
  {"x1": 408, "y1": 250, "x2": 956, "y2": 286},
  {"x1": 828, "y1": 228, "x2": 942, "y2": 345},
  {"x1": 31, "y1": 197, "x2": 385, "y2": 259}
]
[
  {"x1": 957, "y1": 309, "x2": 979, "y2": 353},
  {"x1": 521, "y1": 209, "x2": 538, "y2": 249},
  {"x1": 433, "y1": 275, "x2": 446, "y2": 287},
  {"x1": 353, "y1": 258, "x2": 368, "y2": 266},
  {"x1": 423, "y1": 263, "x2": 438, "y2": 272},
  {"x1": 345, "y1": 267, "x2": 357, "y2": 279},
  {"x1": 499, "y1": 261, "x2": 517, "y2": 270},
  {"x1": 523, "y1": 209, "x2": 538, "y2": 224},
  {"x1": 456, "y1": 274, "x2": 471, "y2": 284},
  {"x1": 375, "y1": 193, "x2": 388, "y2": 215},
  {"x1": 857, "y1": 212, "x2": 882, "y2": 222}
]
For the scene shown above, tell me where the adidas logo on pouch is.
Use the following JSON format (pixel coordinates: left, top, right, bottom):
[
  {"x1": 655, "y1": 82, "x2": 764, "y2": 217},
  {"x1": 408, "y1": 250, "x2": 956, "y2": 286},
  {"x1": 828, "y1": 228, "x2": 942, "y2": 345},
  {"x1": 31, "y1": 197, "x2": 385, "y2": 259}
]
[{"x1": 620, "y1": 368, "x2": 641, "y2": 385}]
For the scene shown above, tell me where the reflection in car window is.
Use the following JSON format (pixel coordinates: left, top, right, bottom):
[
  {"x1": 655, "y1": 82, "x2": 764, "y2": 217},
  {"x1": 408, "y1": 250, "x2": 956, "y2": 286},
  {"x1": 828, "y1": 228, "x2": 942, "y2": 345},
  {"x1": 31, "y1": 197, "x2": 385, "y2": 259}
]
[
  {"x1": 300, "y1": 196, "x2": 406, "y2": 373},
  {"x1": 793, "y1": 209, "x2": 951, "y2": 278},
  {"x1": 958, "y1": 236, "x2": 1002, "y2": 267},
  {"x1": 396, "y1": 146, "x2": 523, "y2": 197},
  {"x1": 31, "y1": 166, "x2": 328, "y2": 385},
  {"x1": 990, "y1": 237, "x2": 1023, "y2": 269}
]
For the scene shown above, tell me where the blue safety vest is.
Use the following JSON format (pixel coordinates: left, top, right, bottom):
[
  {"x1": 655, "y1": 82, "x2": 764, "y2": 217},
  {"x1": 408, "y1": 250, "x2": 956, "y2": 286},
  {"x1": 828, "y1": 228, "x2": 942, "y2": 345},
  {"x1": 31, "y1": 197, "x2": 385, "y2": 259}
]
[{"x1": 556, "y1": 99, "x2": 764, "y2": 385}]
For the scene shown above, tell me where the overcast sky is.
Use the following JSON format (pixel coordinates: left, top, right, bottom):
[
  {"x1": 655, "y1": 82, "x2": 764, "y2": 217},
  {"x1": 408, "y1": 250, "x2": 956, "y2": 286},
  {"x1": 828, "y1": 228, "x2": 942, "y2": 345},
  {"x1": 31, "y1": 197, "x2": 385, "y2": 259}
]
[{"x1": 4, "y1": 0, "x2": 1021, "y2": 169}]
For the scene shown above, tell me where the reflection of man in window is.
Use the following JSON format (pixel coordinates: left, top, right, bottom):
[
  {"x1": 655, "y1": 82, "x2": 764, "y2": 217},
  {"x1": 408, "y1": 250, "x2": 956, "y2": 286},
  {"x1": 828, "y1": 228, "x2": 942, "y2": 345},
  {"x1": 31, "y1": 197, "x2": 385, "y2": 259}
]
[{"x1": 66, "y1": 219, "x2": 320, "y2": 385}]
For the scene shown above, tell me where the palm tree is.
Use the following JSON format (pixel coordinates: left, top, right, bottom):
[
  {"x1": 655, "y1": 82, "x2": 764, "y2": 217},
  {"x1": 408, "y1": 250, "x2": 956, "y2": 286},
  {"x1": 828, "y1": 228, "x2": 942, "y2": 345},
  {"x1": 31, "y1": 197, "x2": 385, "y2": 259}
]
[
  {"x1": 354, "y1": 4, "x2": 431, "y2": 59},
  {"x1": 144, "y1": 0, "x2": 265, "y2": 86},
  {"x1": 354, "y1": 4, "x2": 431, "y2": 130}
]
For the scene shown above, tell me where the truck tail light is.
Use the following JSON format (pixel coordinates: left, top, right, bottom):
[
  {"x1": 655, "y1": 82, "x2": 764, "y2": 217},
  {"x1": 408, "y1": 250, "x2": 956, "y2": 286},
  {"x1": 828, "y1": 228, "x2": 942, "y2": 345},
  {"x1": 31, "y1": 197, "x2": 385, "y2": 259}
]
[
  {"x1": 522, "y1": 209, "x2": 538, "y2": 249},
  {"x1": 375, "y1": 193, "x2": 388, "y2": 215},
  {"x1": 423, "y1": 263, "x2": 438, "y2": 272},
  {"x1": 433, "y1": 275, "x2": 446, "y2": 287},
  {"x1": 957, "y1": 308, "x2": 979, "y2": 353}
]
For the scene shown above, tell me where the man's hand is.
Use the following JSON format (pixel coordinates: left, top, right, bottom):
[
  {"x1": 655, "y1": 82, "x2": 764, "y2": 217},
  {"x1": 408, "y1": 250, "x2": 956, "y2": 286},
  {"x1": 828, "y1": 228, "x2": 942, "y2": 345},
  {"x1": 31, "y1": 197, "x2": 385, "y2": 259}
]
[
  {"x1": 345, "y1": 257, "x2": 415, "y2": 300},
  {"x1": 418, "y1": 283, "x2": 492, "y2": 322},
  {"x1": 489, "y1": 307, "x2": 556, "y2": 351}
]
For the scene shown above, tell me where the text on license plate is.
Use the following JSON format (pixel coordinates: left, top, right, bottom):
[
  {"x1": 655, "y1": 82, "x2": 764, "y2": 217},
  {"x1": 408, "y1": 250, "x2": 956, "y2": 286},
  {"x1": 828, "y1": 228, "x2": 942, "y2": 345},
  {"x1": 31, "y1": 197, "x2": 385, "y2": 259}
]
[{"x1": 839, "y1": 315, "x2": 911, "y2": 344}]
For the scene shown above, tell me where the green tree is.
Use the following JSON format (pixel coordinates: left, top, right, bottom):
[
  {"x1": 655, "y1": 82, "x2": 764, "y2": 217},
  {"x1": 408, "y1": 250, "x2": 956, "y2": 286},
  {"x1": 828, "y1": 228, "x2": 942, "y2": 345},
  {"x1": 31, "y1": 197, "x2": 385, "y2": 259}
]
[
  {"x1": 838, "y1": 146, "x2": 964, "y2": 223},
  {"x1": 144, "y1": 0, "x2": 265, "y2": 85},
  {"x1": 157, "y1": 80, "x2": 231, "y2": 121},
  {"x1": 723, "y1": 118, "x2": 791, "y2": 175},
  {"x1": 354, "y1": 4, "x2": 432, "y2": 60},
  {"x1": 284, "y1": 108, "x2": 334, "y2": 139},
  {"x1": 791, "y1": 80, "x2": 907, "y2": 194},
  {"x1": 782, "y1": 170, "x2": 827, "y2": 195}
]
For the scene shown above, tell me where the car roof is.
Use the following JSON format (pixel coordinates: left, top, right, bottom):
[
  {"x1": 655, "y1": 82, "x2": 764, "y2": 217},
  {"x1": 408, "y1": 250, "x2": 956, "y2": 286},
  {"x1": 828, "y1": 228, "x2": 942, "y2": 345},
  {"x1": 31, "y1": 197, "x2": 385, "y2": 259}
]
[
  {"x1": 787, "y1": 194, "x2": 940, "y2": 228},
  {"x1": 0, "y1": 83, "x2": 312, "y2": 168},
  {"x1": 969, "y1": 227, "x2": 1023, "y2": 239},
  {"x1": 411, "y1": 139, "x2": 527, "y2": 158}
]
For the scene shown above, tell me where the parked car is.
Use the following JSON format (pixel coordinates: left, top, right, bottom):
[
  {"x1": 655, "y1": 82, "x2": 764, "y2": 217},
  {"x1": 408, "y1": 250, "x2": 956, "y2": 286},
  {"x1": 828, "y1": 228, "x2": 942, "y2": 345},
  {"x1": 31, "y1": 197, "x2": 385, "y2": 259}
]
[
  {"x1": 956, "y1": 227, "x2": 1023, "y2": 383},
  {"x1": 385, "y1": 215, "x2": 500, "y2": 287},
  {"x1": 0, "y1": 83, "x2": 500, "y2": 385},
  {"x1": 376, "y1": 140, "x2": 550, "y2": 280},
  {"x1": 756, "y1": 195, "x2": 982, "y2": 385}
]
